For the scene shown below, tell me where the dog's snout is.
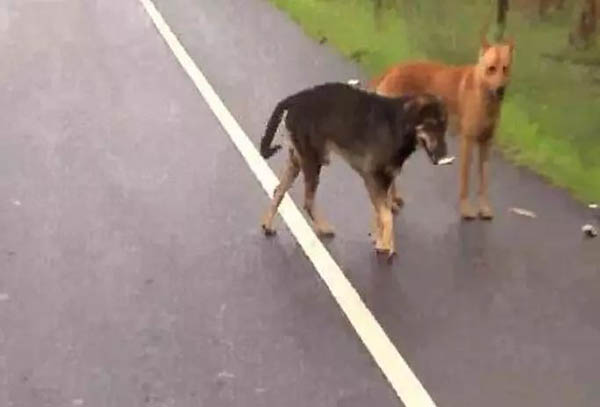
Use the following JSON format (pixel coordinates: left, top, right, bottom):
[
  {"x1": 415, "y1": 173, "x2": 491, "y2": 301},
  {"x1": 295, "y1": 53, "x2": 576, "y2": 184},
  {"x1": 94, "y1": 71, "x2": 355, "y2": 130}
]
[{"x1": 496, "y1": 86, "x2": 506, "y2": 98}]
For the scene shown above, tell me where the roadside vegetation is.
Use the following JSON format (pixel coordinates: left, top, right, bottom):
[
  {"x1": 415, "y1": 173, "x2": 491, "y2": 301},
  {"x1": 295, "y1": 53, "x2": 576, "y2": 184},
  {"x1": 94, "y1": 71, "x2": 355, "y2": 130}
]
[{"x1": 269, "y1": 0, "x2": 600, "y2": 202}]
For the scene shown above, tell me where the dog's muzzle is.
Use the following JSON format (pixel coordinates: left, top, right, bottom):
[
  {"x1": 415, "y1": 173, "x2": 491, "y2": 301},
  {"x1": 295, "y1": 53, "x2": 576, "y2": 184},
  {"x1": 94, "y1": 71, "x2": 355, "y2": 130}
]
[
  {"x1": 416, "y1": 126, "x2": 448, "y2": 165},
  {"x1": 495, "y1": 86, "x2": 506, "y2": 100}
]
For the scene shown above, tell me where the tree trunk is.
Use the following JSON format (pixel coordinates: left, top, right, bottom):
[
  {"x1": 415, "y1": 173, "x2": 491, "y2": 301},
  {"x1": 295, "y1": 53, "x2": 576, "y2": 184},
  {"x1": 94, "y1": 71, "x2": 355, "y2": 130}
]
[
  {"x1": 540, "y1": 0, "x2": 567, "y2": 17},
  {"x1": 373, "y1": 0, "x2": 384, "y2": 31},
  {"x1": 569, "y1": 0, "x2": 598, "y2": 49},
  {"x1": 539, "y1": 0, "x2": 549, "y2": 17},
  {"x1": 496, "y1": 0, "x2": 509, "y2": 41}
]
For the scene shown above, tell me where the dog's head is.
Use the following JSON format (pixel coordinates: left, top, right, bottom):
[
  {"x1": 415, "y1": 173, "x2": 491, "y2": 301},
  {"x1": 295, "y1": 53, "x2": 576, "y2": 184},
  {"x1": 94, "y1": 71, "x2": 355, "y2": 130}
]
[
  {"x1": 403, "y1": 94, "x2": 449, "y2": 165},
  {"x1": 476, "y1": 36, "x2": 514, "y2": 101}
]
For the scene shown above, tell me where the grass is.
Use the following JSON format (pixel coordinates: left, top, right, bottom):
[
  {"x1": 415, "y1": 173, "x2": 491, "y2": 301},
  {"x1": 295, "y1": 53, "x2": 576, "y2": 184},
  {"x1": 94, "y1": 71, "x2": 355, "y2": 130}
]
[{"x1": 269, "y1": 0, "x2": 600, "y2": 203}]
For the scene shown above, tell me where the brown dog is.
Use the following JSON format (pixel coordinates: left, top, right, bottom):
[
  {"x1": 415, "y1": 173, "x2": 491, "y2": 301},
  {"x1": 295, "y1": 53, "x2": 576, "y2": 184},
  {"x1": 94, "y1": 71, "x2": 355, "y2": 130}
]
[{"x1": 370, "y1": 36, "x2": 514, "y2": 220}]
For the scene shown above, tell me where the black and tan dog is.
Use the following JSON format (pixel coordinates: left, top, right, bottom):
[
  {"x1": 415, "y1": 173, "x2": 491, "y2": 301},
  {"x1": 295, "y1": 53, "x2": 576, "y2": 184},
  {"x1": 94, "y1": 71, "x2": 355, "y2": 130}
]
[{"x1": 259, "y1": 82, "x2": 449, "y2": 258}]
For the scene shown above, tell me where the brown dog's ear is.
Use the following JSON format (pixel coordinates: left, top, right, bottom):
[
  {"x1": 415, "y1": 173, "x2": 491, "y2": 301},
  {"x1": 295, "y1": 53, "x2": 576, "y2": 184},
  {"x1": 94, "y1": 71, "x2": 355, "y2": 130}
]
[
  {"x1": 505, "y1": 36, "x2": 515, "y2": 52},
  {"x1": 479, "y1": 36, "x2": 491, "y2": 58},
  {"x1": 481, "y1": 35, "x2": 490, "y2": 51}
]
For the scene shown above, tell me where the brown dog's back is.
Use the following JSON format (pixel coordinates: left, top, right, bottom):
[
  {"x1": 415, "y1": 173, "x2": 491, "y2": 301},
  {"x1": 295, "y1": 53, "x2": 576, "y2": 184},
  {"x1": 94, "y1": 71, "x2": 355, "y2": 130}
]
[{"x1": 372, "y1": 62, "x2": 471, "y2": 117}]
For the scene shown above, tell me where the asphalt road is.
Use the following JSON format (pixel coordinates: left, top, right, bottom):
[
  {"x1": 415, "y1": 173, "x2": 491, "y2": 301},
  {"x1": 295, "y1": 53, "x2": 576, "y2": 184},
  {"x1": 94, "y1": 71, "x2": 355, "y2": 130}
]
[{"x1": 1, "y1": 0, "x2": 599, "y2": 406}]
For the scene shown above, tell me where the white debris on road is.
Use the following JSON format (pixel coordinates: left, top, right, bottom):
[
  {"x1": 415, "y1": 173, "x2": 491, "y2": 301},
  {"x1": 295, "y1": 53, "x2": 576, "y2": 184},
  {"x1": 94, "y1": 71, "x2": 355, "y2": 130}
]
[
  {"x1": 582, "y1": 224, "x2": 598, "y2": 238},
  {"x1": 217, "y1": 371, "x2": 235, "y2": 379},
  {"x1": 437, "y1": 156, "x2": 455, "y2": 166},
  {"x1": 509, "y1": 207, "x2": 537, "y2": 218}
]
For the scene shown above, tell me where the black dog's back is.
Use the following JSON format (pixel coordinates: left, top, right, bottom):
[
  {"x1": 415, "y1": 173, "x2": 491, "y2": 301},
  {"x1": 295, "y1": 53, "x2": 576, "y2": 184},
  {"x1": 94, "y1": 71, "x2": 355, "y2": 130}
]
[
  {"x1": 261, "y1": 82, "x2": 410, "y2": 161},
  {"x1": 285, "y1": 83, "x2": 397, "y2": 133}
]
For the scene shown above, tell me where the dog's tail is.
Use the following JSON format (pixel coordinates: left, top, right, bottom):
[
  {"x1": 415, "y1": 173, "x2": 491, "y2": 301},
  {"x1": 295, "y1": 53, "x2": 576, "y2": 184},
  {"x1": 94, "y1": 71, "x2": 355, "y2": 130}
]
[{"x1": 260, "y1": 96, "x2": 293, "y2": 159}]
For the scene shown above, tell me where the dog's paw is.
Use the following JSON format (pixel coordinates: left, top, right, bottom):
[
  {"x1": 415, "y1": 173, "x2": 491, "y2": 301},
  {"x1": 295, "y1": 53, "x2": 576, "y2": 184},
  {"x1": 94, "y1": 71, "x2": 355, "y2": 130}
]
[
  {"x1": 316, "y1": 226, "x2": 336, "y2": 238},
  {"x1": 374, "y1": 239, "x2": 390, "y2": 253},
  {"x1": 478, "y1": 203, "x2": 494, "y2": 220},
  {"x1": 374, "y1": 244, "x2": 396, "y2": 262},
  {"x1": 313, "y1": 220, "x2": 335, "y2": 238},
  {"x1": 374, "y1": 246, "x2": 388, "y2": 255},
  {"x1": 460, "y1": 200, "x2": 477, "y2": 220},
  {"x1": 261, "y1": 223, "x2": 277, "y2": 236}
]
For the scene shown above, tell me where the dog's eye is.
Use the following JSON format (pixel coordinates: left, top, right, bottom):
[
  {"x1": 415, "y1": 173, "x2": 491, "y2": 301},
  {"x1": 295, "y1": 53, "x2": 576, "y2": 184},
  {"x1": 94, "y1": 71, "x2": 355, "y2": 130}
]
[
  {"x1": 487, "y1": 66, "x2": 497, "y2": 75},
  {"x1": 502, "y1": 65, "x2": 509, "y2": 74}
]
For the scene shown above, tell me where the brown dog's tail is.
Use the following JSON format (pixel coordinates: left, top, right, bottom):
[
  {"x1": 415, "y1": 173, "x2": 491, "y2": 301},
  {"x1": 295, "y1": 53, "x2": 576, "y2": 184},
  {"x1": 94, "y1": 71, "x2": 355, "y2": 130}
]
[{"x1": 260, "y1": 96, "x2": 293, "y2": 159}]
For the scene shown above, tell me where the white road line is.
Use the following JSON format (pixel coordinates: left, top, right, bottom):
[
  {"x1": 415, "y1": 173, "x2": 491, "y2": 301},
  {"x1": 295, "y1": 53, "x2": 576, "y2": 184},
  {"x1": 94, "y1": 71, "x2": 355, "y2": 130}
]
[{"x1": 137, "y1": 1, "x2": 437, "y2": 405}]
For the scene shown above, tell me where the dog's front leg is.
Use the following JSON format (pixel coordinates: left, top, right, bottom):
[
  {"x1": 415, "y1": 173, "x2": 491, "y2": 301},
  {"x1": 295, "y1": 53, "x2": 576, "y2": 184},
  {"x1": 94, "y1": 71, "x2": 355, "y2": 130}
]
[
  {"x1": 365, "y1": 175, "x2": 395, "y2": 258},
  {"x1": 369, "y1": 208, "x2": 381, "y2": 244},
  {"x1": 477, "y1": 140, "x2": 493, "y2": 219},
  {"x1": 380, "y1": 202, "x2": 394, "y2": 258},
  {"x1": 459, "y1": 135, "x2": 477, "y2": 219}
]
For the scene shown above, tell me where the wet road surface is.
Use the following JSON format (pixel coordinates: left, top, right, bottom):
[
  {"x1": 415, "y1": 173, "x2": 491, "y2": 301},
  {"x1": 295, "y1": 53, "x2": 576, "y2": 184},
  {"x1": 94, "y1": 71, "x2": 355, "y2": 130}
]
[{"x1": 1, "y1": 1, "x2": 599, "y2": 406}]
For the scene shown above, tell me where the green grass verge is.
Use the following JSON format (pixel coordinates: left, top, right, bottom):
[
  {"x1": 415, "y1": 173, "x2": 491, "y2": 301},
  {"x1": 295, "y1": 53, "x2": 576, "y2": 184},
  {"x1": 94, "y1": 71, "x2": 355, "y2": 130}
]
[{"x1": 269, "y1": 0, "x2": 600, "y2": 203}]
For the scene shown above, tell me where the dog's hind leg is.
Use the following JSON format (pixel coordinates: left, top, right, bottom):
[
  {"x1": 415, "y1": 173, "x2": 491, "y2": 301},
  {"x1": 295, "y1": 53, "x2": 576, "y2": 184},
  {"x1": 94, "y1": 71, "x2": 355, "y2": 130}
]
[
  {"x1": 301, "y1": 157, "x2": 335, "y2": 238},
  {"x1": 261, "y1": 148, "x2": 301, "y2": 235},
  {"x1": 477, "y1": 140, "x2": 494, "y2": 220}
]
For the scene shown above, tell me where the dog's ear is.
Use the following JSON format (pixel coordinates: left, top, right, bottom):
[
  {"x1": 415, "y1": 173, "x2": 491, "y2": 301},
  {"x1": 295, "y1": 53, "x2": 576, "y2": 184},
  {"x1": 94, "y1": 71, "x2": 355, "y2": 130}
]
[
  {"x1": 403, "y1": 94, "x2": 447, "y2": 133},
  {"x1": 479, "y1": 39, "x2": 491, "y2": 58},
  {"x1": 402, "y1": 95, "x2": 424, "y2": 121},
  {"x1": 505, "y1": 36, "x2": 515, "y2": 52},
  {"x1": 481, "y1": 35, "x2": 490, "y2": 51},
  {"x1": 402, "y1": 95, "x2": 438, "y2": 129},
  {"x1": 404, "y1": 94, "x2": 438, "y2": 115},
  {"x1": 479, "y1": 20, "x2": 491, "y2": 52}
]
